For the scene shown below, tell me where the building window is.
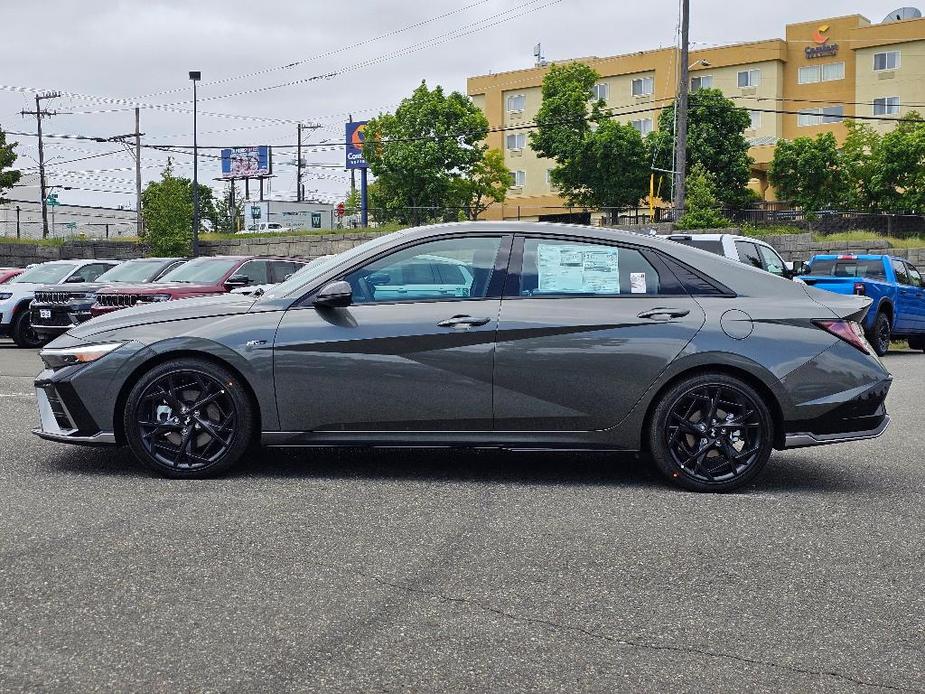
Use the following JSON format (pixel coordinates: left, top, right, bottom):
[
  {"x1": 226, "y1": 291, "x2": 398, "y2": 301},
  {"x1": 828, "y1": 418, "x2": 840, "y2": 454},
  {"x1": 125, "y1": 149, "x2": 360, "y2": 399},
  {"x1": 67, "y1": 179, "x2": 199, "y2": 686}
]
[
  {"x1": 506, "y1": 94, "x2": 526, "y2": 112},
  {"x1": 630, "y1": 118, "x2": 653, "y2": 136},
  {"x1": 631, "y1": 77, "x2": 654, "y2": 97},
  {"x1": 505, "y1": 133, "x2": 526, "y2": 150},
  {"x1": 690, "y1": 75, "x2": 713, "y2": 91},
  {"x1": 798, "y1": 106, "x2": 844, "y2": 127},
  {"x1": 873, "y1": 96, "x2": 900, "y2": 115},
  {"x1": 545, "y1": 169, "x2": 555, "y2": 187},
  {"x1": 592, "y1": 83, "x2": 608, "y2": 101},
  {"x1": 737, "y1": 69, "x2": 761, "y2": 88},
  {"x1": 512, "y1": 170, "x2": 526, "y2": 187},
  {"x1": 873, "y1": 51, "x2": 900, "y2": 71},
  {"x1": 798, "y1": 62, "x2": 844, "y2": 84},
  {"x1": 748, "y1": 111, "x2": 762, "y2": 129}
]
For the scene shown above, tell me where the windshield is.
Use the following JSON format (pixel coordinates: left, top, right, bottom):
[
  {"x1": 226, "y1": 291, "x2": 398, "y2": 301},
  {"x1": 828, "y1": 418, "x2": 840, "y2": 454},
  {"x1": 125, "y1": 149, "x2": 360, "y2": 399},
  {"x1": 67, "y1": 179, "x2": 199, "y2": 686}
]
[
  {"x1": 262, "y1": 230, "x2": 409, "y2": 299},
  {"x1": 11, "y1": 263, "x2": 77, "y2": 285},
  {"x1": 156, "y1": 257, "x2": 240, "y2": 284},
  {"x1": 95, "y1": 259, "x2": 174, "y2": 284},
  {"x1": 808, "y1": 259, "x2": 887, "y2": 280}
]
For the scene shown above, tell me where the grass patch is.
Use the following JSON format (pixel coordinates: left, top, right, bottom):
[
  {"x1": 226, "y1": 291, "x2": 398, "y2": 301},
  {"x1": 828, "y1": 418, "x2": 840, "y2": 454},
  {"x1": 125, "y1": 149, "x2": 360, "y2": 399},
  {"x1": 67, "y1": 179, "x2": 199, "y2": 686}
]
[
  {"x1": 812, "y1": 231, "x2": 925, "y2": 248},
  {"x1": 199, "y1": 223, "x2": 405, "y2": 242},
  {"x1": 741, "y1": 225, "x2": 806, "y2": 237},
  {"x1": 0, "y1": 235, "x2": 68, "y2": 247}
]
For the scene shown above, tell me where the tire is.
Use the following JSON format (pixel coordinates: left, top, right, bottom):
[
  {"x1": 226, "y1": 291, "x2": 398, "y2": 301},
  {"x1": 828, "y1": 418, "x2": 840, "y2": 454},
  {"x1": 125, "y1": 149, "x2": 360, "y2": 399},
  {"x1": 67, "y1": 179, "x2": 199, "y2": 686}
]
[
  {"x1": 11, "y1": 309, "x2": 47, "y2": 349},
  {"x1": 867, "y1": 312, "x2": 891, "y2": 357},
  {"x1": 123, "y1": 358, "x2": 255, "y2": 478},
  {"x1": 648, "y1": 373, "x2": 774, "y2": 493}
]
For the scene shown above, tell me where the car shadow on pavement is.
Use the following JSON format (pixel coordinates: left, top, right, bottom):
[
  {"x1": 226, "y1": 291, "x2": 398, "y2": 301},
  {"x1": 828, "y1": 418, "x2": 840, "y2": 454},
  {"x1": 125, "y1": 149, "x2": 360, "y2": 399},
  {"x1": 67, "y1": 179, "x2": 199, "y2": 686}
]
[{"x1": 39, "y1": 445, "x2": 889, "y2": 495}]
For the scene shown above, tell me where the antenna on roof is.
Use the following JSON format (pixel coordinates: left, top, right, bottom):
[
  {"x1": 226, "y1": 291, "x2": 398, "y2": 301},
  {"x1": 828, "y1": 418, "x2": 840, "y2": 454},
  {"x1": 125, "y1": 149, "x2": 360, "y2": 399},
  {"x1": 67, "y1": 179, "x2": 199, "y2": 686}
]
[{"x1": 534, "y1": 43, "x2": 548, "y2": 67}]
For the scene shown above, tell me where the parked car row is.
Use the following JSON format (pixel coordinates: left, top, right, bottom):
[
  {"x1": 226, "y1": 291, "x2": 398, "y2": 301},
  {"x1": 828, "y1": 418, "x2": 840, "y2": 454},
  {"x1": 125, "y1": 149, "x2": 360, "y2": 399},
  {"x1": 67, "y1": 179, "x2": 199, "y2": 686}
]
[{"x1": 0, "y1": 256, "x2": 311, "y2": 348}]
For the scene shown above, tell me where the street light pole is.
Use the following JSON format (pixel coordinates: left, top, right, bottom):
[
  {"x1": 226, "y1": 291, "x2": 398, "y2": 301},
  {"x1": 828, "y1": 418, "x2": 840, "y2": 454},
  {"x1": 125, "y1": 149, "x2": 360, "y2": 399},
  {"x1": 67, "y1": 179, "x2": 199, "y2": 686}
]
[
  {"x1": 673, "y1": 0, "x2": 691, "y2": 218},
  {"x1": 189, "y1": 71, "x2": 201, "y2": 257}
]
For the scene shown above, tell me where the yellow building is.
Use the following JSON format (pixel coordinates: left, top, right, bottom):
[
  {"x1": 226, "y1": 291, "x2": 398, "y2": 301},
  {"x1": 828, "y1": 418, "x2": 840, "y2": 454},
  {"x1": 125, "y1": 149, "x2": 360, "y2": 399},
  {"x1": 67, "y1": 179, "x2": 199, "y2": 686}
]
[{"x1": 467, "y1": 10, "x2": 925, "y2": 220}]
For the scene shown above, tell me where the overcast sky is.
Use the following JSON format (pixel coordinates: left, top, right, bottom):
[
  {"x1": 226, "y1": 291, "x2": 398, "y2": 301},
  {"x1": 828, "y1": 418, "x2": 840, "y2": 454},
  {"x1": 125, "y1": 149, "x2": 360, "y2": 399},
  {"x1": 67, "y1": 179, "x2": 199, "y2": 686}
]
[{"x1": 0, "y1": 0, "x2": 911, "y2": 208}]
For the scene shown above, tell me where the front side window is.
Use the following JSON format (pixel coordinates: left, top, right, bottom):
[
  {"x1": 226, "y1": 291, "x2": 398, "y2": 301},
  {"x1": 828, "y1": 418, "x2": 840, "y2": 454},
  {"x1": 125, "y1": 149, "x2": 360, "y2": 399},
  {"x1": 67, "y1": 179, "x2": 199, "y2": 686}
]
[
  {"x1": 235, "y1": 260, "x2": 269, "y2": 285},
  {"x1": 270, "y1": 261, "x2": 306, "y2": 283},
  {"x1": 893, "y1": 259, "x2": 911, "y2": 285},
  {"x1": 517, "y1": 238, "x2": 662, "y2": 296},
  {"x1": 506, "y1": 94, "x2": 526, "y2": 112},
  {"x1": 906, "y1": 263, "x2": 923, "y2": 288},
  {"x1": 631, "y1": 77, "x2": 654, "y2": 97},
  {"x1": 873, "y1": 96, "x2": 900, "y2": 116},
  {"x1": 757, "y1": 245, "x2": 785, "y2": 276},
  {"x1": 73, "y1": 263, "x2": 116, "y2": 282},
  {"x1": 342, "y1": 236, "x2": 504, "y2": 304},
  {"x1": 737, "y1": 69, "x2": 760, "y2": 88},
  {"x1": 874, "y1": 51, "x2": 900, "y2": 71}
]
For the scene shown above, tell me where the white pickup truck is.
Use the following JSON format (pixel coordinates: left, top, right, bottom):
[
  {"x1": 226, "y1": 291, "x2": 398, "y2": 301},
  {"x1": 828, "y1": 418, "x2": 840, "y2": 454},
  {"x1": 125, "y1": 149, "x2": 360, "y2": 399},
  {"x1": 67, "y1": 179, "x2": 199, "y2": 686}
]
[{"x1": 662, "y1": 233, "x2": 800, "y2": 279}]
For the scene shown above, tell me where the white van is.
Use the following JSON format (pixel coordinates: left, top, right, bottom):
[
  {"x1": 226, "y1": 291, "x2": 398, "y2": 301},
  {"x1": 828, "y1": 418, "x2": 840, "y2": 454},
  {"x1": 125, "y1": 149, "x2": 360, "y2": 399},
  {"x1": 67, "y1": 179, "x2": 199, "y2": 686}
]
[{"x1": 240, "y1": 222, "x2": 291, "y2": 234}]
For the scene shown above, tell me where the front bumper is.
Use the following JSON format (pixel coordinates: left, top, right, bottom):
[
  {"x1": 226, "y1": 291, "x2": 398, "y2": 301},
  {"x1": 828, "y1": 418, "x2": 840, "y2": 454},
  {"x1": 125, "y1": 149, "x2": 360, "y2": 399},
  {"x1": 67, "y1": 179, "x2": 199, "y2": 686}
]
[
  {"x1": 33, "y1": 380, "x2": 117, "y2": 446},
  {"x1": 31, "y1": 303, "x2": 93, "y2": 334}
]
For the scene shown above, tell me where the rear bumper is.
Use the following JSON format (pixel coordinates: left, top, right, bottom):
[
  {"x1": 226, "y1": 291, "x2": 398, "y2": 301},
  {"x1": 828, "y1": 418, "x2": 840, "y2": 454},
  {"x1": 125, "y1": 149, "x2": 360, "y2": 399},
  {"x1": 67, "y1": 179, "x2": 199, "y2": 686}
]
[{"x1": 784, "y1": 415, "x2": 890, "y2": 448}]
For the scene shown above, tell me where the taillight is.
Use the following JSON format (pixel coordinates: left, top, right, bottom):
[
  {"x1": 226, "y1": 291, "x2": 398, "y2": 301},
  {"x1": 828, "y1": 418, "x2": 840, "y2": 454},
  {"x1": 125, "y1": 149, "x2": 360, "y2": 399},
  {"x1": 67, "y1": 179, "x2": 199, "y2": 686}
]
[
  {"x1": 854, "y1": 282, "x2": 865, "y2": 295},
  {"x1": 814, "y1": 319, "x2": 872, "y2": 355}
]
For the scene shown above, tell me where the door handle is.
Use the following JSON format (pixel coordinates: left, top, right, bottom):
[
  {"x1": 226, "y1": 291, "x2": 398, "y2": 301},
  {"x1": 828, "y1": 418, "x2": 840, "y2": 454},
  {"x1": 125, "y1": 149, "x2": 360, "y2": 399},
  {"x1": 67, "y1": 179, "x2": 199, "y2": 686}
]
[
  {"x1": 437, "y1": 315, "x2": 491, "y2": 328},
  {"x1": 637, "y1": 308, "x2": 690, "y2": 320}
]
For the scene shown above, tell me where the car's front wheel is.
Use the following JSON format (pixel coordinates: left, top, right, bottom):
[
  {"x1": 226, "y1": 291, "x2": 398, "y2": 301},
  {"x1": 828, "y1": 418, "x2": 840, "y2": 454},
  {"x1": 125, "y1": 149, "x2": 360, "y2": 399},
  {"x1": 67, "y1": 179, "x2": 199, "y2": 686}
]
[
  {"x1": 868, "y1": 312, "x2": 891, "y2": 357},
  {"x1": 11, "y1": 309, "x2": 46, "y2": 348},
  {"x1": 648, "y1": 373, "x2": 774, "y2": 492},
  {"x1": 124, "y1": 358, "x2": 255, "y2": 478}
]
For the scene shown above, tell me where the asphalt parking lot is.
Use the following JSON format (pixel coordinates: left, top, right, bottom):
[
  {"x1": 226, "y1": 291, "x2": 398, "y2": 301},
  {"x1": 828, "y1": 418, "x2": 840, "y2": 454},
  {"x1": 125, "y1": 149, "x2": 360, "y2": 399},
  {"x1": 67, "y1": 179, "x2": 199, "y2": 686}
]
[{"x1": 0, "y1": 343, "x2": 922, "y2": 693}]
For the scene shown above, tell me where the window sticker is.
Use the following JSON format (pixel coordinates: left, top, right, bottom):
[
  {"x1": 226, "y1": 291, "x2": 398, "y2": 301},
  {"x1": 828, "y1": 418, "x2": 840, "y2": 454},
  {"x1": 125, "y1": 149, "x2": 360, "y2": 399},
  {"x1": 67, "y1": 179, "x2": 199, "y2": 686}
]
[
  {"x1": 630, "y1": 272, "x2": 647, "y2": 294},
  {"x1": 536, "y1": 244, "x2": 620, "y2": 294}
]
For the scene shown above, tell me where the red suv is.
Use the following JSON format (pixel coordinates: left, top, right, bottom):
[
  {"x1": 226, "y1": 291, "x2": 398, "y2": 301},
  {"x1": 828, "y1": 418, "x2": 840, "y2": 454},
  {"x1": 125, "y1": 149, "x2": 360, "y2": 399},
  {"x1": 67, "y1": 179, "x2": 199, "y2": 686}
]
[{"x1": 91, "y1": 255, "x2": 306, "y2": 316}]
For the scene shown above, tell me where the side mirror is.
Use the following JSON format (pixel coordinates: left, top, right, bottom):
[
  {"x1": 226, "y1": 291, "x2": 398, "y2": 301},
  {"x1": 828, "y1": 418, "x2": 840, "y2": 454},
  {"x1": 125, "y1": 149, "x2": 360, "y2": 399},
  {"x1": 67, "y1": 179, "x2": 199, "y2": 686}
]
[
  {"x1": 313, "y1": 280, "x2": 352, "y2": 308},
  {"x1": 788, "y1": 260, "x2": 808, "y2": 278},
  {"x1": 64, "y1": 275, "x2": 85, "y2": 283},
  {"x1": 224, "y1": 274, "x2": 251, "y2": 289}
]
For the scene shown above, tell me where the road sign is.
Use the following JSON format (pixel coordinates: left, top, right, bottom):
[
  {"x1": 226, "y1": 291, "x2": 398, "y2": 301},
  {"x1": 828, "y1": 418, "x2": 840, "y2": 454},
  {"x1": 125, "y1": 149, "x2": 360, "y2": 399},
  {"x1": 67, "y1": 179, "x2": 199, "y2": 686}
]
[
  {"x1": 336, "y1": 202, "x2": 345, "y2": 217},
  {"x1": 46, "y1": 193, "x2": 59, "y2": 207},
  {"x1": 345, "y1": 121, "x2": 368, "y2": 170},
  {"x1": 250, "y1": 205, "x2": 261, "y2": 219},
  {"x1": 65, "y1": 222, "x2": 77, "y2": 230}
]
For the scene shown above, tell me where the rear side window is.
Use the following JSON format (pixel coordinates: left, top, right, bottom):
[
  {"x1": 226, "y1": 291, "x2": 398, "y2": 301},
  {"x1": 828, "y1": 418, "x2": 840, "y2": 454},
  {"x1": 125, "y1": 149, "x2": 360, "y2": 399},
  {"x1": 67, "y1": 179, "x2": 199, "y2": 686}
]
[
  {"x1": 810, "y1": 259, "x2": 887, "y2": 280},
  {"x1": 734, "y1": 241, "x2": 763, "y2": 269},
  {"x1": 270, "y1": 261, "x2": 305, "y2": 283},
  {"x1": 73, "y1": 263, "x2": 118, "y2": 282},
  {"x1": 518, "y1": 239, "x2": 661, "y2": 296},
  {"x1": 236, "y1": 260, "x2": 269, "y2": 285},
  {"x1": 670, "y1": 238, "x2": 725, "y2": 256}
]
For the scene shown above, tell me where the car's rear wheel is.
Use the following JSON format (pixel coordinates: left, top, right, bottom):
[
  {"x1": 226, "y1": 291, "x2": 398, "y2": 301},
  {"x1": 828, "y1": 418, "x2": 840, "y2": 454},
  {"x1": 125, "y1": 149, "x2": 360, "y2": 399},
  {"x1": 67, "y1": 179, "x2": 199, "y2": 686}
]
[
  {"x1": 11, "y1": 309, "x2": 46, "y2": 348},
  {"x1": 124, "y1": 358, "x2": 255, "y2": 478},
  {"x1": 648, "y1": 373, "x2": 773, "y2": 492},
  {"x1": 868, "y1": 312, "x2": 891, "y2": 357}
]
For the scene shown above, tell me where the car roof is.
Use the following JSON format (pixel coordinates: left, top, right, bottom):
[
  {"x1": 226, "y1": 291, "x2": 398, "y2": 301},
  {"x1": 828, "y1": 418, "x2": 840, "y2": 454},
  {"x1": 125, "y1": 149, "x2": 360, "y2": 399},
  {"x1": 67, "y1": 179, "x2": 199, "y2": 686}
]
[
  {"x1": 810, "y1": 254, "x2": 888, "y2": 260},
  {"x1": 665, "y1": 233, "x2": 773, "y2": 245}
]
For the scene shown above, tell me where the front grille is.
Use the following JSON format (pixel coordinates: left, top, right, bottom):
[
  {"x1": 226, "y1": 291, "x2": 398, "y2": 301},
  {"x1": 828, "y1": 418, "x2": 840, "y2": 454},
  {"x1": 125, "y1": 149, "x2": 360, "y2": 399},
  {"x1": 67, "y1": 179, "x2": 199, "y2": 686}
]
[
  {"x1": 43, "y1": 386, "x2": 75, "y2": 431},
  {"x1": 34, "y1": 290, "x2": 76, "y2": 304},
  {"x1": 96, "y1": 293, "x2": 147, "y2": 307}
]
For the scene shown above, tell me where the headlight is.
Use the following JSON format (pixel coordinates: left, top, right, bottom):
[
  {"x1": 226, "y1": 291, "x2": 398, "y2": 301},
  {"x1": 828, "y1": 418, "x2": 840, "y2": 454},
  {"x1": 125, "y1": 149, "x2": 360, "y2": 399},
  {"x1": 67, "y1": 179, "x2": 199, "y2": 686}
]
[
  {"x1": 40, "y1": 342, "x2": 126, "y2": 370},
  {"x1": 0, "y1": 292, "x2": 12, "y2": 300}
]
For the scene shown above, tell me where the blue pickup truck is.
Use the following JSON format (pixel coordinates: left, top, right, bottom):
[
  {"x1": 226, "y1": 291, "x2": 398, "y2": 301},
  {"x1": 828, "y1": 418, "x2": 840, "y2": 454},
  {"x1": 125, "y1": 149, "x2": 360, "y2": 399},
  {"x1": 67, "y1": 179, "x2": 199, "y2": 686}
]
[{"x1": 799, "y1": 254, "x2": 925, "y2": 356}]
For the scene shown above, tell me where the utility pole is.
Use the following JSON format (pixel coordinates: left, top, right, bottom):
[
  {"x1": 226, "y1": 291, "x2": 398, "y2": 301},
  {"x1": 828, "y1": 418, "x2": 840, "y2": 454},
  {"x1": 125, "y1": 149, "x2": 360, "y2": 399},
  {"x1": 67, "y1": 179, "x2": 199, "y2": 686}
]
[
  {"x1": 348, "y1": 114, "x2": 356, "y2": 199},
  {"x1": 296, "y1": 123, "x2": 303, "y2": 202},
  {"x1": 135, "y1": 107, "x2": 143, "y2": 237},
  {"x1": 21, "y1": 92, "x2": 60, "y2": 239},
  {"x1": 673, "y1": 0, "x2": 691, "y2": 218},
  {"x1": 15, "y1": 205, "x2": 21, "y2": 239},
  {"x1": 189, "y1": 71, "x2": 201, "y2": 257}
]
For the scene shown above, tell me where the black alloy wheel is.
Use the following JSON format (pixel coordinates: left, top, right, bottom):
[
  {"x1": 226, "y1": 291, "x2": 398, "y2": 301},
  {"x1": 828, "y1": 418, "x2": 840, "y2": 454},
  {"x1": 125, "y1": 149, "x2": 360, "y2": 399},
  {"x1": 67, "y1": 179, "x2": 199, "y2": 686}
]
[
  {"x1": 869, "y1": 312, "x2": 891, "y2": 357},
  {"x1": 124, "y1": 359, "x2": 254, "y2": 478},
  {"x1": 649, "y1": 374, "x2": 773, "y2": 492},
  {"x1": 11, "y1": 310, "x2": 46, "y2": 349}
]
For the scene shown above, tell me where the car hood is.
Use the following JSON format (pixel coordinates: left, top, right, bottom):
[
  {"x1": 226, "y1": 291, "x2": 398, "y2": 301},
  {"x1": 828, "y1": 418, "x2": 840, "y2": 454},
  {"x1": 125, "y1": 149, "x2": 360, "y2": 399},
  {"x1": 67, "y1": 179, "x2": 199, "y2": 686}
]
[
  {"x1": 67, "y1": 293, "x2": 257, "y2": 338},
  {"x1": 0, "y1": 282, "x2": 43, "y2": 296},
  {"x1": 34, "y1": 282, "x2": 108, "y2": 294},
  {"x1": 95, "y1": 282, "x2": 220, "y2": 294}
]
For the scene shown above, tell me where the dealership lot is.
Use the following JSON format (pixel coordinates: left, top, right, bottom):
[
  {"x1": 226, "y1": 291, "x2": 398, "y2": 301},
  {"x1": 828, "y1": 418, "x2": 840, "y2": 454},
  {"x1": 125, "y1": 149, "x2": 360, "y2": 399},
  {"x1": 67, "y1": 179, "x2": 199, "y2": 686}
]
[{"x1": 0, "y1": 343, "x2": 922, "y2": 692}]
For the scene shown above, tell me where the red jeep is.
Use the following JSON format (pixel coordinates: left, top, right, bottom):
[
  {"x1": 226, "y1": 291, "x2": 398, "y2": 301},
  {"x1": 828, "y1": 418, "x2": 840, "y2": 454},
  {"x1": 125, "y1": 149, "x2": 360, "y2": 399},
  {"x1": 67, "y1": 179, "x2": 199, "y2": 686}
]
[{"x1": 91, "y1": 255, "x2": 305, "y2": 316}]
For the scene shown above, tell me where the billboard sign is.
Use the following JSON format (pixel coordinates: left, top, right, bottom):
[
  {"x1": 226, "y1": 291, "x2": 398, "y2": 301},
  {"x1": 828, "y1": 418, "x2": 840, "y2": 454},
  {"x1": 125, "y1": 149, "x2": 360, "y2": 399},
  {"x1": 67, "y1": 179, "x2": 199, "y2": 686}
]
[
  {"x1": 221, "y1": 146, "x2": 272, "y2": 179},
  {"x1": 345, "y1": 121, "x2": 368, "y2": 170}
]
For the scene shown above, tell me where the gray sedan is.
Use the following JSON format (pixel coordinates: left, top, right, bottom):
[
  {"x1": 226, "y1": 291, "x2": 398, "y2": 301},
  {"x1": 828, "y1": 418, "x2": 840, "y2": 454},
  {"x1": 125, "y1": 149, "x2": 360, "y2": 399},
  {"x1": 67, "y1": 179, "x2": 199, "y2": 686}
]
[{"x1": 33, "y1": 222, "x2": 891, "y2": 492}]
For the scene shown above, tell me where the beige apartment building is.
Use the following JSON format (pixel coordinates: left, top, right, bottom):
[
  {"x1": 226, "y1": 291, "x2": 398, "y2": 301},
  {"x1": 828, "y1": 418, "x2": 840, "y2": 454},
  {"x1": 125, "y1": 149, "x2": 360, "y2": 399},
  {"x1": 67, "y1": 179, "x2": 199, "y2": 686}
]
[{"x1": 467, "y1": 10, "x2": 925, "y2": 220}]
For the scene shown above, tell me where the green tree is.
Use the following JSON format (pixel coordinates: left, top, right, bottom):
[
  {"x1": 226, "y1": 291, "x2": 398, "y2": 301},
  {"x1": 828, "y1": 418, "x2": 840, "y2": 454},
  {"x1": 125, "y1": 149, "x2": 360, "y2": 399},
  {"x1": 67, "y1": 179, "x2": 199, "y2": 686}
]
[
  {"x1": 768, "y1": 132, "x2": 843, "y2": 213},
  {"x1": 874, "y1": 111, "x2": 925, "y2": 211},
  {"x1": 141, "y1": 161, "x2": 217, "y2": 255},
  {"x1": 0, "y1": 127, "x2": 22, "y2": 205},
  {"x1": 530, "y1": 62, "x2": 649, "y2": 209},
  {"x1": 675, "y1": 163, "x2": 730, "y2": 230},
  {"x1": 212, "y1": 181, "x2": 242, "y2": 233},
  {"x1": 449, "y1": 148, "x2": 512, "y2": 219},
  {"x1": 363, "y1": 81, "x2": 489, "y2": 224},
  {"x1": 648, "y1": 89, "x2": 752, "y2": 208},
  {"x1": 840, "y1": 120, "x2": 883, "y2": 211}
]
